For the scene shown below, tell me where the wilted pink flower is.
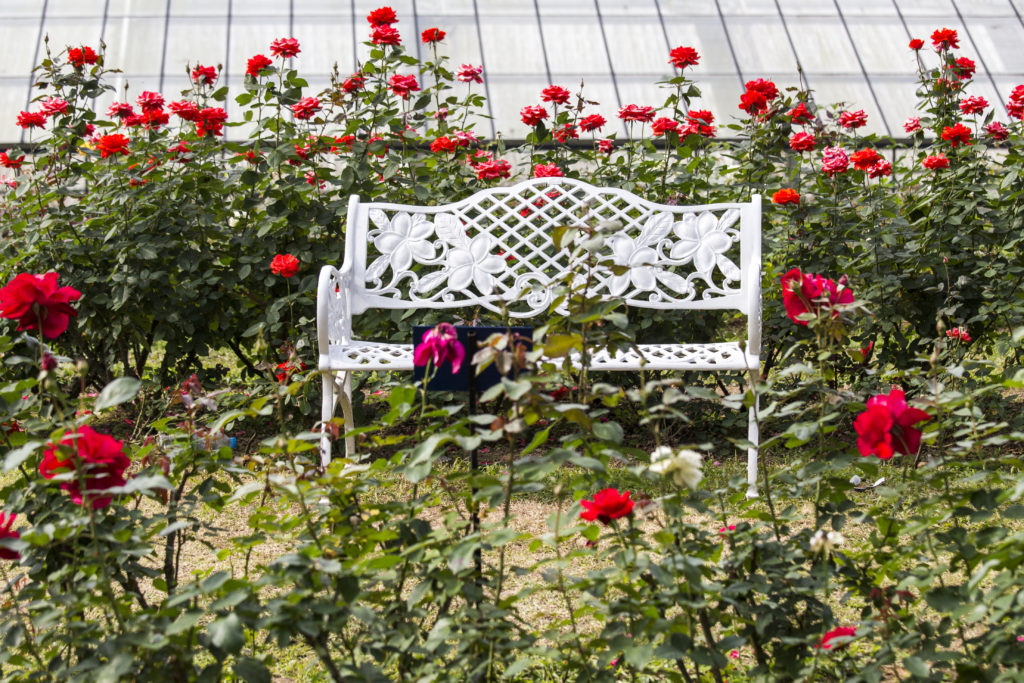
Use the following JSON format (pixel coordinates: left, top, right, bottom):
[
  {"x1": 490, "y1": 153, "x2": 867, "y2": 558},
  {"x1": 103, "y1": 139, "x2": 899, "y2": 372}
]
[{"x1": 413, "y1": 322, "x2": 465, "y2": 373}]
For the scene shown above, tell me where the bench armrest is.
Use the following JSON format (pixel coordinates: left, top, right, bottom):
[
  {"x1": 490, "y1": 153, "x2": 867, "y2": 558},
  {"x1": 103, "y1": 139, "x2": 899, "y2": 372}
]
[{"x1": 317, "y1": 265, "x2": 353, "y2": 370}]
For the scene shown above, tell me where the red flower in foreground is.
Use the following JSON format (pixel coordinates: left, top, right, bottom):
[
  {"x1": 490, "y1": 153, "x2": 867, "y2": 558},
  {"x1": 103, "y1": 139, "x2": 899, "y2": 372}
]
[
  {"x1": 291, "y1": 96, "x2": 322, "y2": 120},
  {"x1": 246, "y1": 54, "x2": 272, "y2": 78},
  {"x1": 788, "y1": 102, "x2": 813, "y2": 124},
  {"x1": 541, "y1": 85, "x2": 571, "y2": 105},
  {"x1": 952, "y1": 56, "x2": 976, "y2": 80},
  {"x1": 521, "y1": 105, "x2": 548, "y2": 127},
  {"x1": 820, "y1": 146, "x2": 849, "y2": 176},
  {"x1": 986, "y1": 121, "x2": 1009, "y2": 141},
  {"x1": 197, "y1": 107, "x2": 227, "y2": 137},
  {"x1": 839, "y1": 110, "x2": 867, "y2": 129},
  {"x1": 96, "y1": 133, "x2": 130, "y2": 158},
  {"x1": 0, "y1": 150, "x2": 24, "y2": 169},
  {"x1": 40, "y1": 426, "x2": 130, "y2": 510},
  {"x1": 772, "y1": 189, "x2": 800, "y2": 205},
  {"x1": 275, "y1": 360, "x2": 308, "y2": 383},
  {"x1": 367, "y1": 6, "x2": 397, "y2": 26},
  {"x1": 474, "y1": 159, "x2": 511, "y2": 180},
  {"x1": 931, "y1": 27, "x2": 959, "y2": 51},
  {"x1": 137, "y1": 91, "x2": 164, "y2": 114},
  {"x1": 909, "y1": 38, "x2": 924, "y2": 50},
  {"x1": 854, "y1": 387, "x2": 931, "y2": 460},
  {"x1": 0, "y1": 511, "x2": 19, "y2": 560},
  {"x1": 738, "y1": 90, "x2": 767, "y2": 115},
  {"x1": 533, "y1": 163, "x2": 563, "y2": 178},
  {"x1": 867, "y1": 159, "x2": 892, "y2": 178},
  {"x1": 413, "y1": 322, "x2": 465, "y2": 374},
  {"x1": 745, "y1": 78, "x2": 779, "y2": 101},
  {"x1": 457, "y1": 64, "x2": 483, "y2": 84},
  {"x1": 651, "y1": 117, "x2": 679, "y2": 137},
  {"x1": 388, "y1": 74, "x2": 419, "y2": 98},
  {"x1": 597, "y1": 139, "x2": 614, "y2": 154},
  {"x1": 371, "y1": 25, "x2": 402, "y2": 45},
  {"x1": 669, "y1": 46, "x2": 700, "y2": 69},
  {"x1": 580, "y1": 488, "x2": 634, "y2": 525},
  {"x1": 789, "y1": 132, "x2": 816, "y2": 152},
  {"x1": 780, "y1": 268, "x2": 854, "y2": 327},
  {"x1": 169, "y1": 100, "x2": 200, "y2": 122},
  {"x1": 270, "y1": 37, "x2": 301, "y2": 58},
  {"x1": 922, "y1": 154, "x2": 950, "y2": 170},
  {"x1": 904, "y1": 116, "x2": 921, "y2": 133},
  {"x1": 0, "y1": 272, "x2": 81, "y2": 339},
  {"x1": 41, "y1": 98, "x2": 69, "y2": 117},
  {"x1": 618, "y1": 104, "x2": 655, "y2": 123},
  {"x1": 16, "y1": 111, "x2": 46, "y2": 129},
  {"x1": 941, "y1": 122, "x2": 972, "y2": 147},
  {"x1": 430, "y1": 136, "x2": 456, "y2": 154},
  {"x1": 959, "y1": 95, "x2": 988, "y2": 115},
  {"x1": 818, "y1": 626, "x2": 857, "y2": 650},
  {"x1": 421, "y1": 27, "x2": 445, "y2": 43},
  {"x1": 342, "y1": 73, "x2": 365, "y2": 93},
  {"x1": 271, "y1": 254, "x2": 300, "y2": 278},
  {"x1": 67, "y1": 46, "x2": 98, "y2": 68},
  {"x1": 850, "y1": 148, "x2": 881, "y2": 171},
  {"x1": 579, "y1": 114, "x2": 606, "y2": 132},
  {"x1": 191, "y1": 64, "x2": 217, "y2": 85}
]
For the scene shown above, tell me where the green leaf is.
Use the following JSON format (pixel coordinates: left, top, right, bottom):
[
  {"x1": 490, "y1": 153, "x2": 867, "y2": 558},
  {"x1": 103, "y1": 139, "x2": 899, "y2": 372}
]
[
  {"x1": 94, "y1": 377, "x2": 141, "y2": 411},
  {"x1": 593, "y1": 421, "x2": 623, "y2": 444},
  {"x1": 233, "y1": 658, "x2": 271, "y2": 683},
  {"x1": 3, "y1": 440, "x2": 40, "y2": 472},
  {"x1": 543, "y1": 334, "x2": 581, "y2": 358},
  {"x1": 207, "y1": 613, "x2": 244, "y2": 655},
  {"x1": 166, "y1": 610, "x2": 203, "y2": 636},
  {"x1": 903, "y1": 656, "x2": 930, "y2": 678}
]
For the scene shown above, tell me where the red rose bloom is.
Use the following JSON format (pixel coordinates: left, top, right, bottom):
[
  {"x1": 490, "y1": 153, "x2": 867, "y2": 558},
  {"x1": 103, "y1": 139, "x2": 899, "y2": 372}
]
[
  {"x1": 553, "y1": 124, "x2": 578, "y2": 143},
  {"x1": 388, "y1": 74, "x2": 420, "y2": 98},
  {"x1": 579, "y1": 114, "x2": 606, "y2": 132},
  {"x1": 788, "y1": 102, "x2": 813, "y2": 124},
  {"x1": 780, "y1": 267, "x2": 854, "y2": 327},
  {"x1": 67, "y1": 46, "x2": 98, "y2": 68},
  {"x1": 270, "y1": 37, "x2": 301, "y2": 58},
  {"x1": 342, "y1": 73, "x2": 365, "y2": 93},
  {"x1": 136, "y1": 91, "x2": 164, "y2": 114},
  {"x1": 413, "y1": 323, "x2": 465, "y2": 374},
  {"x1": 371, "y1": 25, "x2": 402, "y2": 45},
  {"x1": 96, "y1": 133, "x2": 130, "y2": 158},
  {"x1": 271, "y1": 254, "x2": 300, "y2": 278},
  {"x1": 618, "y1": 104, "x2": 655, "y2": 122},
  {"x1": 922, "y1": 154, "x2": 950, "y2": 170},
  {"x1": 688, "y1": 109, "x2": 715, "y2": 136},
  {"x1": 850, "y1": 148, "x2": 881, "y2": 171},
  {"x1": 168, "y1": 140, "x2": 191, "y2": 163},
  {"x1": 820, "y1": 146, "x2": 849, "y2": 175},
  {"x1": 772, "y1": 188, "x2": 799, "y2": 205},
  {"x1": 16, "y1": 111, "x2": 46, "y2": 129},
  {"x1": 430, "y1": 136, "x2": 456, "y2": 154},
  {"x1": 521, "y1": 104, "x2": 548, "y2": 127},
  {"x1": 291, "y1": 96, "x2": 322, "y2": 120},
  {"x1": 985, "y1": 121, "x2": 1009, "y2": 141},
  {"x1": 1009, "y1": 101, "x2": 1024, "y2": 120},
  {"x1": 40, "y1": 426, "x2": 130, "y2": 509},
  {"x1": 540, "y1": 85, "x2": 571, "y2": 105},
  {"x1": 533, "y1": 163, "x2": 563, "y2": 178},
  {"x1": 839, "y1": 110, "x2": 867, "y2": 129},
  {"x1": 580, "y1": 488, "x2": 634, "y2": 525},
  {"x1": 0, "y1": 511, "x2": 19, "y2": 561},
  {"x1": 246, "y1": 54, "x2": 272, "y2": 78},
  {"x1": 931, "y1": 27, "x2": 959, "y2": 51},
  {"x1": 669, "y1": 45, "x2": 700, "y2": 69},
  {"x1": 959, "y1": 95, "x2": 988, "y2": 115},
  {"x1": 650, "y1": 117, "x2": 680, "y2": 137},
  {"x1": 275, "y1": 360, "x2": 308, "y2": 383},
  {"x1": 597, "y1": 139, "x2": 614, "y2": 154},
  {"x1": 904, "y1": 116, "x2": 921, "y2": 133},
  {"x1": 474, "y1": 159, "x2": 511, "y2": 180},
  {"x1": 168, "y1": 100, "x2": 201, "y2": 122},
  {"x1": 191, "y1": 64, "x2": 217, "y2": 85},
  {"x1": 789, "y1": 132, "x2": 816, "y2": 152},
  {"x1": 367, "y1": 6, "x2": 397, "y2": 26},
  {"x1": 854, "y1": 387, "x2": 931, "y2": 460},
  {"x1": 457, "y1": 64, "x2": 483, "y2": 84},
  {"x1": 107, "y1": 102, "x2": 135, "y2": 119},
  {"x1": 909, "y1": 38, "x2": 924, "y2": 50},
  {"x1": 818, "y1": 627, "x2": 857, "y2": 650},
  {"x1": 952, "y1": 56, "x2": 976, "y2": 80},
  {"x1": 941, "y1": 122, "x2": 972, "y2": 147},
  {"x1": 41, "y1": 98, "x2": 69, "y2": 117},
  {"x1": 0, "y1": 150, "x2": 24, "y2": 169},
  {"x1": 867, "y1": 159, "x2": 892, "y2": 178},
  {"x1": 197, "y1": 107, "x2": 227, "y2": 137},
  {"x1": 421, "y1": 27, "x2": 445, "y2": 43},
  {"x1": 745, "y1": 78, "x2": 779, "y2": 102},
  {"x1": 738, "y1": 89, "x2": 767, "y2": 115}
]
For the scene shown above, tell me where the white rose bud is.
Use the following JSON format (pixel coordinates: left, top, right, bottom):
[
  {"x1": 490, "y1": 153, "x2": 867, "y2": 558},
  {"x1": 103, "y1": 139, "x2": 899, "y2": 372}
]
[
  {"x1": 810, "y1": 529, "x2": 845, "y2": 556},
  {"x1": 649, "y1": 447, "x2": 704, "y2": 490}
]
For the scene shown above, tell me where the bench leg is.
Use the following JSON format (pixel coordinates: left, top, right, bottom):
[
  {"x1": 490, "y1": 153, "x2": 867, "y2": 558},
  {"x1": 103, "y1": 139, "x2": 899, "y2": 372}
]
[
  {"x1": 338, "y1": 371, "x2": 356, "y2": 459},
  {"x1": 320, "y1": 372, "x2": 338, "y2": 469},
  {"x1": 746, "y1": 368, "x2": 760, "y2": 499}
]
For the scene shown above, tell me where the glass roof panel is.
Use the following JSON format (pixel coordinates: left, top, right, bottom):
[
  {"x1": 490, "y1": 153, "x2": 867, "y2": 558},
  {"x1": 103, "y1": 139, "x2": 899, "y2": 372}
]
[
  {"x1": 0, "y1": 19, "x2": 44, "y2": 79},
  {"x1": 169, "y1": 0, "x2": 229, "y2": 16},
  {"x1": 288, "y1": 18, "x2": 357, "y2": 75},
  {"x1": 845, "y1": 18, "x2": 915, "y2": 75},
  {"x1": 106, "y1": 0, "x2": 169, "y2": 15},
  {"x1": 810, "y1": 75, "x2": 889, "y2": 135},
  {"x1": 955, "y1": 0, "x2": 1018, "y2": 16},
  {"x1": 539, "y1": 14, "x2": 611, "y2": 77},
  {"x1": 164, "y1": 17, "x2": 229, "y2": 82},
  {"x1": 478, "y1": 14, "x2": 546, "y2": 76},
  {"x1": 95, "y1": 16, "x2": 166, "y2": 77},
  {"x1": 723, "y1": 15, "x2": 799, "y2": 75},
  {"x1": 602, "y1": 19, "x2": 672, "y2": 74},
  {"x1": 0, "y1": 81, "x2": 27, "y2": 144},
  {"x1": 787, "y1": 18, "x2": 862, "y2": 75},
  {"x1": 966, "y1": 19, "x2": 1024, "y2": 73}
]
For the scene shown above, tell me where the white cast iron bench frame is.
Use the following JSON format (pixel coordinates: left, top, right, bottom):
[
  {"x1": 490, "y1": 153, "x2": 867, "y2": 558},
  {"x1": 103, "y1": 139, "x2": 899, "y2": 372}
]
[{"x1": 317, "y1": 177, "x2": 762, "y2": 496}]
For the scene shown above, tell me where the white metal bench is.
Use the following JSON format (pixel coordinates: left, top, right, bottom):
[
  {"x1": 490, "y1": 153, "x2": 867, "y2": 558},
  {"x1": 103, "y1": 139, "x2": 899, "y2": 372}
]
[{"x1": 317, "y1": 178, "x2": 762, "y2": 496}]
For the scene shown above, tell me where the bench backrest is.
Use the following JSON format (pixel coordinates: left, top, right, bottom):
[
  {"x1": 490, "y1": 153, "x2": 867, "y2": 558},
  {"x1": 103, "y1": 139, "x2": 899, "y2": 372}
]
[{"x1": 341, "y1": 178, "x2": 761, "y2": 320}]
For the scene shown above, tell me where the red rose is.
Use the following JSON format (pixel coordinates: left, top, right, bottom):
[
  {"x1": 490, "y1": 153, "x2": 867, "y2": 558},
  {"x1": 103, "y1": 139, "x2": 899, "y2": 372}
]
[
  {"x1": 520, "y1": 105, "x2": 548, "y2": 127},
  {"x1": 788, "y1": 102, "x2": 813, "y2": 124},
  {"x1": 196, "y1": 107, "x2": 227, "y2": 137},
  {"x1": 16, "y1": 111, "x2": 46, "y2": 129},
  {"x1": 780, "y1": 267, "x2": 854, "y2": 327},
  {"x1": 952, "y1": 56, "x2": 975, "y2": 80},
  {"x1": 140, "y1": 109, "x2": 169, "y2": 130},
  {"x1": 941, "y1": 122, "x2": 972, "y2": 147},
  {"x1": 191, "y1": 64, "x2": 217, "y2": 85},
  {"x1": 579, "y1": 114, "x2": 606, "y2": 132},
  {"x1": 745, "y1": 78, "x2": 779, "y2": 101},
  {"x1": 867, "y1": 159, "x2": 892, "y2": 178},
  {"x1": 985, "y1": 121, "x2": 1009, "y2": 141},
  {"x1": 817, "y1": 627, "x2": 857, "y2": 650},
  {"x1": 41, "y1": 98, "x2": 69, "y2": 117},
  {"x1": 687, "y1": 109, "x2": 715, "y2": 136},
  {"x1": 270, "y1": 37, "x2": 301, "y2": 58},
  {"x1": 0, "y1": 150, "x2": 24, "y2": 169},
  {"x1": 922, "y1": 154, "x2": 949, "y2": 170},
  {"x1": 533, "y1": 163, "x2": 563, "y2": 178},
  {"x1": 1009, "y1": 101, "x2": 1024, "y2": 120},
  {"x1": 430, "y1": 136, "x2": 456, "y2": 154},
  {"x1": 40, "y1": 426, "x2": 130, "y2": 509},
  {"x1": 291, "y1": 96, "x2": 322, "y2": 120},
  {"x1": 738, "y1": 90, "x2": 767, "y2": 115},
  {"x1": 618, "y1": 104, "x2": 655, "y2": 122},
  {"x1": 168, "y1": 100, "x2": 201, "y2": 122},
  {"x1": 136, "y1": 91, "x2": 164, "y2": 114},
  {"x1": 597, "y1": 139, "x2": 614, "y2": 154},
  {"x1": 854, "y1": 387, "x2": 930, "y2": 460},
  {"x1": 789, "y1": 132, "x2": 816, "y2": 152},
  {"x1": 0, "y1": 512, "x2": 20, "y2": 561},
  {"x1": 931, "y1": 27, "x2": 959, "y2": 50},
  {"x1": 474, "y1": 159, "x2": 511, "y2": 180},
  {"x1": 650, "y1": 117, "x2": 679, "y2": 137},
  {"x1": 580, "y1": 488, "x2": 634, "y2": 525},
  {"x1": 371, "y1": 25, "x2": 402, "y2": 45},
  {"x1": 96, "y1": 133, "x2": 130, "y2": 158},
  {"x1": 342, "y1": 73, "x2": 365, "y2": 93},
  {"x1": 367, "y1": 6, "x2": 397, "y2": 26},
  {"x1": 904, "y1": 116, "x2": 921, "y2": 133},
  {"x1": 540, "y1": 85, "x2": 571, "y2": 105},
  {"x1": 850, "y1": 148, "x2": 881, "y2": 171},
  {"x1": 772, "y1": 189, "x2": 799, "y2": 205},
  {"x1": 413, "y1": 323, "x2": 465, "y2": 374},
  {"x1": 669, "y1": 46, "x2": 700, "y2": 69},
  {"x1": 168, "y1": 140, "x2": 191, "y2": 163},
  {"x1": 457, "y1": 64, "x2": 483, "y2": 84},
  {"x1": 959, "y1": 96, "x2": 988, "y2": 115},
  {"x1": 1010, "y1": 84, "x2": 1024, "y2": 104},
  {"x1": 271, "y1": 254, "x2": 300, "y2": 278},
  {"x1": 421, "y1": 27, "x2": 445, "y2": 43},
  {"x1": 388, "y1": 74, "x2": 419, "y2": 98},
  {"x1": 107, "y1": 102, "x2": 135, "y2": 119},
  {"x1": 246, "y1": 54, "x2": 272, "y2": 78},
  {"x1": 0, "y1": 272, "x2": 81, "y2": 339},
  {"x1": 820, "y1": 146, "x2": 849, "y2": 175},
  {"x1": 67, "y1": 46, "x2": 98, "y2": 68},
  {"x1": 839, "y1": 110, "x2": 867, "y2": 129},
  {"x1": 909, "y1": 38, "x2": 924, "y2": 50},
  {"x1": 275, "y1": 360, "x2": 308, "y2": 383}
]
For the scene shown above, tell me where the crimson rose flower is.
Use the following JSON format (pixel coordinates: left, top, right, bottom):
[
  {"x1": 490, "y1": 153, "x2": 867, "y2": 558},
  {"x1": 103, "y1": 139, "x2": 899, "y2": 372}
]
[
  {"x1": 342, "y1": 73, "x2": 365, "y2": 93},
  {"x1": 839, "y1": 110, "x2": 867, "y2": 129},
  {"x1": 96, "y1": 133, "x2": 130, "y2": 158},
  {"x1": 854, "y1": 387, "x2": 931, "y2": 460},
  {"x1": 780, "y1": 267, "x2": 853, "y2": 327},
  {"x1": 430, "y1": 136, "x2": 456, "y2": 154},
  {"x1": 540, "y1": 85, "x2": 571, "y2": 105},
  {"x1": 169, "y1": 100, "x2": 200, "y2": 122},
  {"x1": 271, "y1": 254, "x2": 300, "y2": 278},
  {"x1": 922, "y1": 154, "x2": 950, "y2": 170},
  {"x1": 688, "y1": 109, "x2": 715, "y2": 136},
  {"x1": 16, "y1": 111, "x2": 46, "y2": 129},
  {"x1": 367, "y1": 6, "x2": 397, "y2": 26},
  {"x1": 959, "y1": 95, "x2": 988, "y2": 115},
  {"x1": 553, "y1": 124, "x2": 577, "y2": 143},
  {"x1": 270, "y1": 37, "x2": 301, "y2": 58},
  {"x1": 40, "y1": 426, "x2": 130, "y2": 509},
  {"x1": 597, "y1": 139, "x2": 614, "y2": 154},
  {"x1": 669, "y1": 45, "x2": 700, "y2": 69},
  {"x1": 941, "y1": 122, "x2": 972, "y2": 147},
  {"x1": 618, "y1": 104, "x2": 655, "y2": 122},
  {"x1": 904, "y1": 116, "x2": 921, "y2": 133},
  {"x1": 136, "y1": 91, "x2": 164, "y2": 114},
  {"x1": 909, "y1": 38, "x2": 924, "y2": 50},
  {"x1": 520, "y1": 105, "x2": 548, "y2": 127},
  {"x1": 850, "y1": 148, "x2": 881, "y2": 171},
  {"x1": 474, "y1": 159, "x2": 511, "y2": 180},
  {"x1": 745, "y1": 78, "x2": 779, "y2": 101},
  {"x1": 107, "y1": 102, "x2": 135, "y2": 119},
  {"x1": 817, "y1": 627, "x2": 857, "y2": 650},
  {"x1": 388, "y1": 74, "x2": 419, "y2": 98},
  {"x1": 0, "y1": 150, "x2": 24, "y2": 169},
  {"x1": 275, "y1": 360, "x2": 308, "y2": 383},
  {"x1": 579, "y1": 114, "x2": 606, "y2": 132},
  {"x1": 985, "y1": 121, "x2": 1009, "y2": 141},
  {"x1": 867, "y1": 159, "x2": 892, "y2": 178},
  {"x1": 651, "y1": 117, "x2": 679, "y2": 137},
  {"x1": 197, "y1": 107, "x2": 227, "y2": 137},
  {"x1": 952, "y1": 56, "x2": 975, "y2": 80},
  {"x1": 772, "y1": 189, "x2": 799, "y2": 205},
  {"x1": 371, "y1": 25, "x2": 402, "y2": 45},
  {"x1": 246, "y1": 54, "x2": 272, "y2": 78},
  {"x1": 0, "y1": 511, "x2": 19, "y2": 560},
  {"x1": 820, "y1": 146, "x2": 849, "y2": 176},
  {"x1": 738, "y1": 90, "x2": 767, "y2": 115},
  {"x1": 788, "y1": 102, "x2": 813, "y2": 124},
  {"x1": 931, "y1": 27, "x2": 959, "y2": 50},
  {"x1": 67, "y1": 46, "x2": 98, "y2": 67},
  {"x1": 457, "y1": 64, "x2": 483, "y2": 84},
  {"x1": 0, "y1": 272, "x2": 81, "y2": 339},
  {"x1": 291, "y1": 96, "x2": 322, "y2": 120},
  {"x1": 533, "y1": 163, "x2": 563, "y2": 178},
  {"x1": 789, "y1": 132, "x2": 816, "y2": 151},
  {"x1": 413, "y1": 322, "x2": 465, "y2": 374},
  {"x1": 421, "y1": 27, "x2": 445, "y2": 43},
  {"x1": 191, "y1": 64, "x2": 217, "y2": 85},
  {"x1": 580, "y1": 488, "x2": 634, "y2": 525}
]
